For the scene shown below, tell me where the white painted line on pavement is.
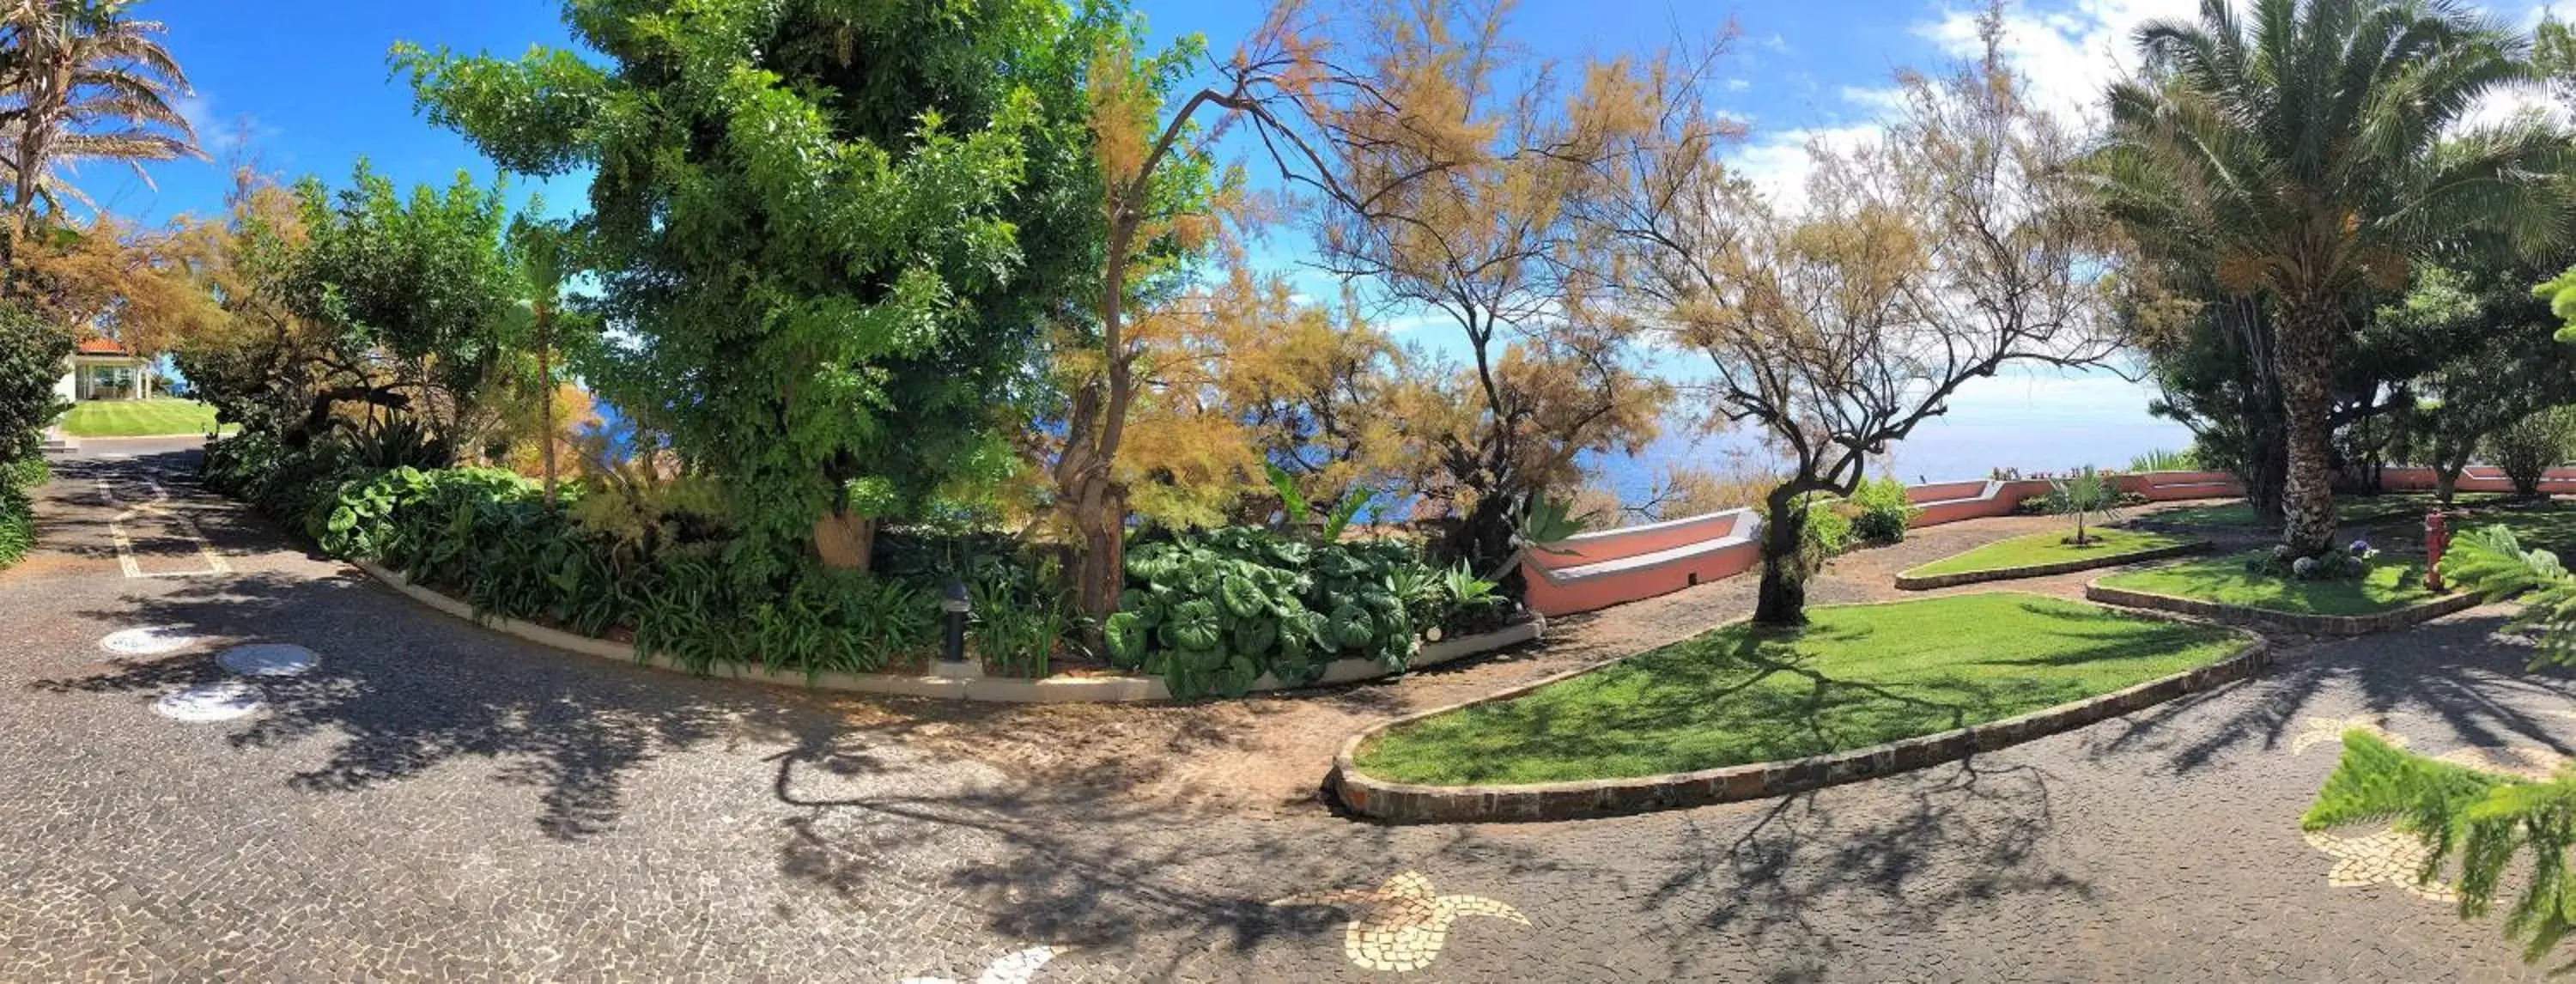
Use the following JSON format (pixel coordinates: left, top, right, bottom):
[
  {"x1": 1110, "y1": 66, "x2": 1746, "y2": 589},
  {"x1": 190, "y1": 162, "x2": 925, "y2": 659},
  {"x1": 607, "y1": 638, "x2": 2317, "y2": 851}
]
[{"x1": 97, "y1": 476, "x2": 232, "y2": 579}]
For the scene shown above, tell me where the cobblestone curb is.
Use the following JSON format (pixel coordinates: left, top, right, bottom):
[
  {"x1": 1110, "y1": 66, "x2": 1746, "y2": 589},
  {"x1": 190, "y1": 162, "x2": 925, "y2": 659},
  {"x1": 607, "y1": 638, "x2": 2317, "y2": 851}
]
[
  {"x1": 355, "y1": 561, "x2": 1542, "y2": 703},
  {"x1": 2081, "y1": 580, "x2": 2482, "y2": 637},
  {"x1": 1327, "y1": 598, "x2": 2267, "y2": 823},
  {"x1": 1893, "y1": 538, "x2": 2214, "y2": 590}
]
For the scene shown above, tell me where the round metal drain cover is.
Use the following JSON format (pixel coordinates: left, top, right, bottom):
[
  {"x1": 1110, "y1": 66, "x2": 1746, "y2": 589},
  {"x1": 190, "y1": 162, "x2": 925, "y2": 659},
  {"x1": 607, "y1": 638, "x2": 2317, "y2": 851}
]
[
  {"x1": 155, "y1": 682, "x2": 262, "y2": 722},
  {"x1": 99, "y1": 626, "x2": 202, "y2": 656},
  {"x1": 216, "y1": 643, "x2": 318, "y2": 677}
]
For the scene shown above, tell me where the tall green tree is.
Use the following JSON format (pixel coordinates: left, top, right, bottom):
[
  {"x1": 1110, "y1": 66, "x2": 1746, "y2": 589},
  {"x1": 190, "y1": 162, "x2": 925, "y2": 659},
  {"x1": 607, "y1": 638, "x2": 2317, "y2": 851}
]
[
  {"x1": 285, "y1": 161, "x2": 516, "y2": 453},
  {"x1": 0, "y1": 0, "x2": 198, "y2": 230},
  {"x1": 397, "y1": 1, "x2": 1120, "y2": 580},
  {"x1": 2090, "y1": 0, "x2": 2573, "y2": 559}
]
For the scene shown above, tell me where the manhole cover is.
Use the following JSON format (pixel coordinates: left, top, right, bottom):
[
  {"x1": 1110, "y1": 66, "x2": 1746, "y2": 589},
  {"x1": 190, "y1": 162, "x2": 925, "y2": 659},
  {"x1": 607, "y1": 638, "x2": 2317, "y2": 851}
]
[
  {"x1": 216, "y1": 643, "x2": 318, "y2": 677},
  {"x1": 154, "y1": 682, "x2": 262, "y2": 721},
  {"x1": 99, "y1": 626, "x2": 202, "y2": 656}
]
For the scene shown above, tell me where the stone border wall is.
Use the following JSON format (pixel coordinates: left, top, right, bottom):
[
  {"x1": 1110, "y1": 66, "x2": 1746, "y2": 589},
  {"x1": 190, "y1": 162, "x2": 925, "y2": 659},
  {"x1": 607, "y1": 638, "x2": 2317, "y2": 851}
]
[
  {"x1": 1327, "y1": 598, "x2": 2266, "y2": 823},
  {"x1": 1894, "y1": 538, "x2": 2214, "y2": 590},
  {"x1": 2081, "y1": 580, "x2": 2482, "y2": 636},
  {"x1": 355, "y1": 561, "x2": 1542, "y2": 703}
]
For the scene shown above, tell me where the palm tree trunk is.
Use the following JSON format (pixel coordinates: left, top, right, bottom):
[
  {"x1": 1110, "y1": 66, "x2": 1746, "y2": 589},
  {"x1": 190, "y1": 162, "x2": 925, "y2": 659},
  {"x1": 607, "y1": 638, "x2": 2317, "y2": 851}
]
[
  {"x1": 538, "y1": 317, "x2": 556, "y2": 506},
  {"x1": 2278, "y1": 304, "x2": 2338, "y2": 556}
]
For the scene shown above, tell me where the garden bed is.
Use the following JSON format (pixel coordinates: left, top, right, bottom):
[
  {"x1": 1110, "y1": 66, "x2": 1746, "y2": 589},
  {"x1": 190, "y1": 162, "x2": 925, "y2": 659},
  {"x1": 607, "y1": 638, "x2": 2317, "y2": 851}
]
[
  {"x1": 359, "y1": 561, "x2": 1542, "y2": 702},
  {"x1": 1895, "y1": 529, "x2": 2209, "y2": 589},
  {"x1": 1330, "y1": 593, "x2": 2260, "y2": 822},
  {"x1": 2086, "y1": 552, "x2": 2474, "y2": 635}
]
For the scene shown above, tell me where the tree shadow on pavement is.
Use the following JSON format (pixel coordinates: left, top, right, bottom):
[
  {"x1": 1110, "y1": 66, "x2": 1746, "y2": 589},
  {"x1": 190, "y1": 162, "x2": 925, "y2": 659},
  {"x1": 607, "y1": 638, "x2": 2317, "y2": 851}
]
[
  {"x1": 760, "y1": 725, "x2": 1577, "y2": 977},
  {"x1": 40, "y1": 568, "x2": 854, "y2": 841},
  {"x1": 1638, "y1": 757, "x2": 2087, "y2": 981},
  {"x1": 2081, "y1": 611, "x2": 2576, "y2": 774}
]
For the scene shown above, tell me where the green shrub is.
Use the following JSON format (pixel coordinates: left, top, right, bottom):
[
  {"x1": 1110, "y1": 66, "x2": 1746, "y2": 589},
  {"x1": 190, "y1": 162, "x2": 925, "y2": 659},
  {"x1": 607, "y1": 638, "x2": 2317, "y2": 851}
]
[
  {"x1": 0, "y1": 479, "x2": 30, "y2": 570},
  {"x1": 1847, "y1": 477, "x2": 1919, "y2": 544},
  {"x1": 2485, "y1": 409, "x2": 2574, "y2": 498},
  {"x1": 2128, "y1": 447, "x2": 2198, "y2": 471},
  {"x1": 1800, "y1": 495, "x2": 1854, "y2": 555},
  {"x1": 1112, "y1": 526, "x2": 1499, "y2": 699},
  {"x1": 0, "y1": 305, "x2": 70, "y2": 465},
  {"x1": 214, "y1": 436, "x2": 947, "y2": 681}
]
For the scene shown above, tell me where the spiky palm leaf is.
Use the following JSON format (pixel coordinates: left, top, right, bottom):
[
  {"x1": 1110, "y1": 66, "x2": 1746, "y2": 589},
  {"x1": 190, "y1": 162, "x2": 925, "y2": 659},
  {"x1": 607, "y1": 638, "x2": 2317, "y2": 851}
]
[{"x1": 0, "y1": 0, "x2": 201, "y2": 223}]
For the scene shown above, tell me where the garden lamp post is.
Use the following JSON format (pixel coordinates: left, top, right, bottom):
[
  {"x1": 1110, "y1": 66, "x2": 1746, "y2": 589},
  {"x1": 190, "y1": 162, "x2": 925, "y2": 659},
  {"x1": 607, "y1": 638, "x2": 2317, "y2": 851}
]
[{"x1": 938, "y1": 581, "x2": 973, "y2": 678}]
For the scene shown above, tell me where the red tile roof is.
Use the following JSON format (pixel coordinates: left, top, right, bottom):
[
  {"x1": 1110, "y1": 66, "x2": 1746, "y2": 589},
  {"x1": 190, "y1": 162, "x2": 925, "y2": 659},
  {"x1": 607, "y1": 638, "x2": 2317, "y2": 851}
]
[{"x1": 74, "y1": 337, "x2": 130, "y2": 356}]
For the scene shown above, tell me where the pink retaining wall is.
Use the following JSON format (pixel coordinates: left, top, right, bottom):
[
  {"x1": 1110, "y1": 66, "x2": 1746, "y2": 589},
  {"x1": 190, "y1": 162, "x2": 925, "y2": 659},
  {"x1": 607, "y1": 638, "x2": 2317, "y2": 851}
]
[{"x1": 1521, "y1": 470, "x2": 2250, "y2": 617}]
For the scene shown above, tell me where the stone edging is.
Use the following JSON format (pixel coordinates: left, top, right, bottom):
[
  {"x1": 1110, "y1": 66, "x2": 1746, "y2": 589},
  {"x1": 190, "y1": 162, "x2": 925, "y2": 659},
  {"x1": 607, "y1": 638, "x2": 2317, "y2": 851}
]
[
  {"x1": 1325, "y1": 596, "x2": 2267, "y2": 823},
  {"x1": 1893, "y1": 538, "x2": 2214, "y2": 590},
  {"x1": 2081, "y1": 580, "x2": 2482, "y2": 636},
  {"x1": 354, "y1": 560, "x2": 1542, "y2": 703}
]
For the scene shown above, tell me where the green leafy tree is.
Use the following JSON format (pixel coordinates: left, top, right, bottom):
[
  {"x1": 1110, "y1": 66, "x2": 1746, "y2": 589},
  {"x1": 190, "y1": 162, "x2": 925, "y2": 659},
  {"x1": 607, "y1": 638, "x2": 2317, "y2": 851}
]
[
  {"x1": 397, "y1": 0, "x2": 1120, "y2": 580},
  {"x1": 0, "y1": 304, "x2": 71, "y2": 463},
  {"x1": 2090, "y1": 0, "x2": 2573, "y2": 561},
  {"x1": 285, "y1": 161, "x2": 516, "y2": 453}
]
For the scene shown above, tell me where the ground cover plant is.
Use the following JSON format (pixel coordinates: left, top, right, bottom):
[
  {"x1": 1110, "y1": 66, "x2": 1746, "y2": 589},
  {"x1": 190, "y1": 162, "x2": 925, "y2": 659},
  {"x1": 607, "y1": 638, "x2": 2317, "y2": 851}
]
[
  {"x1": 1902, "y1": 528, "x2": 2201, "y2": 579},
  {"x1": 1354, "y1": 593, "x2": 2248, "y2": 786},
  {"x1": 2097, "y1": 550, "x2": 2435, "y2": 616},
  {"x1": 58, "y1": 398, "x2": 224, "y2": 437}
]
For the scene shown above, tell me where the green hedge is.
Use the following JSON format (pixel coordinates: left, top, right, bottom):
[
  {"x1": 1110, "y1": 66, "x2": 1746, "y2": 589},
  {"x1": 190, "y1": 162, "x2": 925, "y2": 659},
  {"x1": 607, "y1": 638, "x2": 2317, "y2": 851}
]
[
  {"x1": 202, "y1": 433, "x2": 1499, "y2": 696},
  {"x1": 0, "y1": 456, "x2": 41, "y2": 570}
]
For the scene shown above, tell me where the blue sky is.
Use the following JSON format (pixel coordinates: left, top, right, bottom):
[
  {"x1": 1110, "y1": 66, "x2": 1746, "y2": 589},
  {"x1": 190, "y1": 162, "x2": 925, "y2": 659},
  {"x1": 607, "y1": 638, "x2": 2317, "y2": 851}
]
[{"x1": 84, "y1": 0, "x2": 2576, "y2": 481}]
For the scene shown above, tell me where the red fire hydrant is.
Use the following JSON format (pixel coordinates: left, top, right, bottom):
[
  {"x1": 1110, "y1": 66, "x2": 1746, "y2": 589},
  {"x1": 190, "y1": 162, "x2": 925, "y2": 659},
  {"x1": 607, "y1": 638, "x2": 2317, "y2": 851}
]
[{"x1": 2426, "y1": 510, "x2": 2449, "y2": 592}]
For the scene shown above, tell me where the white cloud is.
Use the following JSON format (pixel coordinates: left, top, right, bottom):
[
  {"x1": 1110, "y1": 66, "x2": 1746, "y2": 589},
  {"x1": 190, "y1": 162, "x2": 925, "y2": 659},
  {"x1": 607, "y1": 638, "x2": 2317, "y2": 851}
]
[
  {"x1": 1914, "y1": 0, "x2": 2201, "y2": 122},
  {"x1": 1722, "y1": 77, "x2": 1752, "y2": 92},
  {"x1": 172, "y1": 90, "x2": 275, "y2": 156},
  {"x1": 1726, "y1": 124, "x2": 1880, "y2": 212}
]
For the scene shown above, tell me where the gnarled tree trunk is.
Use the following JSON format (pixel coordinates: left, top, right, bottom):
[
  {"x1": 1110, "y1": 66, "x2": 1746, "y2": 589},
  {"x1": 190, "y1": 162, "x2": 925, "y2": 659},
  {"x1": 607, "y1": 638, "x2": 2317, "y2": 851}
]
[{"x1": 1754, "y1": 485, "x2": 1811, "y2": 627}]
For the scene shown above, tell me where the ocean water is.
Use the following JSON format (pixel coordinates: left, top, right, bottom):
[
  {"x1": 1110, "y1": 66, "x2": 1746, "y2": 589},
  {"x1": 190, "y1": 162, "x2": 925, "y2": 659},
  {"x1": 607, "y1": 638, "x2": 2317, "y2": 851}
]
[
  {"x1": 1588, "y1": 369, "x2": 2196, "y2": 504},
  {"x1": 592, "y1": 367, "x2": 2190, "y2": 516}
]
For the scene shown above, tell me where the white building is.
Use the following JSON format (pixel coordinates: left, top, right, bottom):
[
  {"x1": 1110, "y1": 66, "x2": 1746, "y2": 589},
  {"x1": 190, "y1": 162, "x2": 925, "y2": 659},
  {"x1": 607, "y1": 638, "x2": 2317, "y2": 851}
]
[{"x1": 53, "y1": 337, "x2": 155, "y2": 403}]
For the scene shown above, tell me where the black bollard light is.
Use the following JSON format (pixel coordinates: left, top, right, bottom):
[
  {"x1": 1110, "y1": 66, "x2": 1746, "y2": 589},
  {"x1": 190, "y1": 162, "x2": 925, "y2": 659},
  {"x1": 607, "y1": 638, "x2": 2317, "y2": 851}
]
[{"x1": 940, "y1": 581, "x2": 971, "y2": 665}]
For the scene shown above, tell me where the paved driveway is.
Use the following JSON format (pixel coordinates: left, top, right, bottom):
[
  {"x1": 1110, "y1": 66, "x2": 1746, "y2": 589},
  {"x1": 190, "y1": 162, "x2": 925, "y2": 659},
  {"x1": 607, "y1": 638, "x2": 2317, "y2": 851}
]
[{"x1": 3, "y1": 446, "x2": 2570, "y2": 981}]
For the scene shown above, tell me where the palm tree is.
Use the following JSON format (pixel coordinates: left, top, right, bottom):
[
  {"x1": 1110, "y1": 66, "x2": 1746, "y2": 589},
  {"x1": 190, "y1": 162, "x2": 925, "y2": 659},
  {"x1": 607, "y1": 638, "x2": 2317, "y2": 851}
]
[
  {"x1": 0, "y1": 0, "x2": 199, "y2": 230},
  {"x1": 2089, "y1": 0, "x2": 2573, "y2": 558}
]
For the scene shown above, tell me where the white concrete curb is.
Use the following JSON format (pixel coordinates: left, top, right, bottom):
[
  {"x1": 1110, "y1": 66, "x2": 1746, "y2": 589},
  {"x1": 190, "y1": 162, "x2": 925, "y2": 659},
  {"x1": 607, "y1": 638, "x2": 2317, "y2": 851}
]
[{"x1": 355, "y1": 561, "x2": 1544, "y2": 703}]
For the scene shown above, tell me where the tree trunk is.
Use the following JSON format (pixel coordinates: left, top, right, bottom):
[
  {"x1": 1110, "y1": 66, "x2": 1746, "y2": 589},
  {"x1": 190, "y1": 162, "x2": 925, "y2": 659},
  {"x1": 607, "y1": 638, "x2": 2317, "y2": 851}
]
[
  {"x1": 538, "y1": 329, "x2": 556, "y2": 506},
  {"x1": 1443, "y1": 487, "x2": 1525, "y2": 595},
  {"x1": 1067, "y1": 479, "x2": 1127, "y2": 629},
  {"x1": 1754, "y1": 486, "x2": 1811, "y2": 627},
  {"x1": 2276, "y1": 305, "x2": 2339, "y2": 556},
  {"x1": 811, "y1": 509, "x2": 877, "y2": 570}
]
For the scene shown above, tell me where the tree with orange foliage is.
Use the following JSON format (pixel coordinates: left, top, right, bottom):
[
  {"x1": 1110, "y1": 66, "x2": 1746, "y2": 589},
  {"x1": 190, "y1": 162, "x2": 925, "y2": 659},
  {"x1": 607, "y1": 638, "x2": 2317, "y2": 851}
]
[
  {"x1": 1311, "y1": 0, "x2": 1685, "y2": 574},
  {"x1": 1598, "y1": 15, "x2": 2119, "y2": 625},
  {"x1": 1051, "y1": 0, "x2": 1427, "y2": 627}
]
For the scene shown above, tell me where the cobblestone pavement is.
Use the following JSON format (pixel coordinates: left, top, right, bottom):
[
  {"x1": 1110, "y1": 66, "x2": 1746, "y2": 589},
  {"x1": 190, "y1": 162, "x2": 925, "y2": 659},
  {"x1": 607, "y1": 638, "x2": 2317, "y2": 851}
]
[{"x1": 4, "y1": 446, "x2": 2572, "y2": 981}]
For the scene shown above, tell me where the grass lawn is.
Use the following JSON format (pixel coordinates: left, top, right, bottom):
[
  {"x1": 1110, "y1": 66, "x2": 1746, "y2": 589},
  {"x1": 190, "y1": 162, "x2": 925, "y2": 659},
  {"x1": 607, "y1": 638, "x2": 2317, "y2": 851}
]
[
  {"x1": 2354, "y1": 498, "x2": 2576, "y2": 556},
  {"x1": 1353, "y1": 593, "x2": 2250, "y2": 786},
  {"x1": 2096, "y1": 551, "x2": 2433, "y2": 616},
  {"x1": 1905, "y1": 528, "x2": 2201, "y2": 578},
  {"x1": 59, "y1": 398, "x2": 227, "y2": 437},
  {"x1": 2146, "y1": 493, "x2": 2509, "y2": 531}
]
